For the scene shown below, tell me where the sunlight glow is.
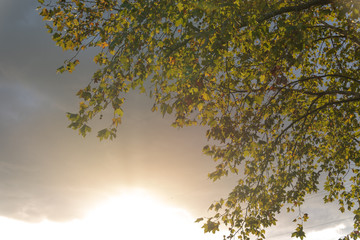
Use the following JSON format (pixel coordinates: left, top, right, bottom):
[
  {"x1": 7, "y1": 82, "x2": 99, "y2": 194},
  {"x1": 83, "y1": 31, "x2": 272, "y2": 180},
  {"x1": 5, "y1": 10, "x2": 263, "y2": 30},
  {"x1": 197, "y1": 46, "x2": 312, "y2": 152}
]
[
  {"x1": 0, "y1": 189, "x2": 221, "y2": 240},
  {"x1": 82, "y1": 189, "x2": 201, "y2": 240},
  {"x1": 306, "y1": 224, "x2": 347, "y2": 240}
]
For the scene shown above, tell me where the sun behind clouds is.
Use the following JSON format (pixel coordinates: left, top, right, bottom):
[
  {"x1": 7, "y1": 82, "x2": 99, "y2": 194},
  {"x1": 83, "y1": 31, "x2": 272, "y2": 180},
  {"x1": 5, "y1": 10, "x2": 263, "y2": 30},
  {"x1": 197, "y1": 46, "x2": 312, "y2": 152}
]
[
  {"x1": 82, "y1": 189, "x2": 203, "y2": 240},
  {"x1": 0, "y1": 189, "x2": 221, "y2": 240},
  {"x1": 0, "y1": 189, "x2": 351, "y2": 240}
]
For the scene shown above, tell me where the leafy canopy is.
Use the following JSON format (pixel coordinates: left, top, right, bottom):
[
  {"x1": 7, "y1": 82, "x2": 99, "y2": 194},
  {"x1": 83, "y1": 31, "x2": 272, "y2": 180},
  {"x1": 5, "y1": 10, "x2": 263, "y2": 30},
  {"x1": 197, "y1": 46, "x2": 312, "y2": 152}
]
[{"x1": 38, "y1": 0, "x2": 360, "y2": 239}]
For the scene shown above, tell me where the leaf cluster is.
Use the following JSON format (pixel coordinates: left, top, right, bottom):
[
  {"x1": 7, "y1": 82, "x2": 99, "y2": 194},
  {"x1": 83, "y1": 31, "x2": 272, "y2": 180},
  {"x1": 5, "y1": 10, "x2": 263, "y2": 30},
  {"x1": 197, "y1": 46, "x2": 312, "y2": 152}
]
[{"x1": 38, "y1": 0, "x2": 360, "y2": 239}]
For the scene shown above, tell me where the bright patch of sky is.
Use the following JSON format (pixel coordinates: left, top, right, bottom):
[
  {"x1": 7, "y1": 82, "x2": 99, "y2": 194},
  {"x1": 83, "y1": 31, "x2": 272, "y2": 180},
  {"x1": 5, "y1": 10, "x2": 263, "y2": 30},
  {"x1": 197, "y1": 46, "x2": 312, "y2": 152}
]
[
  {"x1": 0, "y1": 190, "x2": 223, "y2": 240},
  {"x1": 306, "y1": 224, "x2": 347, "y2": 240}
]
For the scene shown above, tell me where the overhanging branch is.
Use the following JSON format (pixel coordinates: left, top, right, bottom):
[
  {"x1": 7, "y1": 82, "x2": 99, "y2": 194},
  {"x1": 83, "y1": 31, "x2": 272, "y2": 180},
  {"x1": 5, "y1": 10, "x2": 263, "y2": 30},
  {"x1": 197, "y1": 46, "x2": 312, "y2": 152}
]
[
  {"x1": 276, "y1": 97, "x2": 360, "y2": 142},
  {"x1": 258, "y1": 0, "x2": 334, "y2": 23}
]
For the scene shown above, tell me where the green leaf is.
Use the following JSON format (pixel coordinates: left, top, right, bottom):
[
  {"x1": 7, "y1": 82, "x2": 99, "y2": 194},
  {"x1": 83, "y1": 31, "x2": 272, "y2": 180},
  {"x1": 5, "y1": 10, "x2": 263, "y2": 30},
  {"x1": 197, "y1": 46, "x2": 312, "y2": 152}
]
[
  {"x1": 79, "y1": 124, "x2": 91, "y2": 137},
  {"x1": 195, "y1": 217, "x2": 203, "y2": 223},
  {"x1": 97, "y1": 128, "x2": 110, "y2": 141}
]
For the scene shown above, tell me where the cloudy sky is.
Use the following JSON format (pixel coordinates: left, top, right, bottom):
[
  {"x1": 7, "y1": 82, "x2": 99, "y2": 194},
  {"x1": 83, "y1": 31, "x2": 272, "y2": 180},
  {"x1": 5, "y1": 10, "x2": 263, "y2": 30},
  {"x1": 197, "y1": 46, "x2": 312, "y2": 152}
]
[{"x1": 0, "y1": 1, "x2": 355, "y2": 239}]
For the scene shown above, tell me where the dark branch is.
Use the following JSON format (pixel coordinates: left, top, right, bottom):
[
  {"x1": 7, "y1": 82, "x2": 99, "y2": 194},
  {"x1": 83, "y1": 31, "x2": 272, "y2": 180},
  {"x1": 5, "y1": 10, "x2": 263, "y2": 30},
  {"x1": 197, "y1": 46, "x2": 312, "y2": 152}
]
[
  {"x1": 286, "y1": 89, "x2": 360, "y2": 97},
  {"x1": 258, "y1": 0, "x2": 333, "y2": 23},
  {"x1": 287, "y1": 74, "x2": 360, "y2": 86},
  {"x1": 276, "y1": 97, "x2": 360, "y2": 142},
  {"x1": 320, "y1": 21, "x2": 360, "y2": 47}
]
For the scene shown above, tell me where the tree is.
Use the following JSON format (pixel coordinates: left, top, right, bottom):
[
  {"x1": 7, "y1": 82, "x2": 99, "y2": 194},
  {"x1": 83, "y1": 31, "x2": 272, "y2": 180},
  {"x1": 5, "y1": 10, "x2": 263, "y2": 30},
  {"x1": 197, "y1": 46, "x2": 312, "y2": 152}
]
[{"x1": 38, "y1": 0, "x2": 360, "y2": 239}]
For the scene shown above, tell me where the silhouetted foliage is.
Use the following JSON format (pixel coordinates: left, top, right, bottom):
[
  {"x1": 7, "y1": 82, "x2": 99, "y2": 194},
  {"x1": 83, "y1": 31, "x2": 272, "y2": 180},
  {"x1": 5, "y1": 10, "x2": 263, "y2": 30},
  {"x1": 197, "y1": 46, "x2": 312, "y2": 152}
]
[{"x1": 39, "y1": 0, "x2": 360, "y2": 239}]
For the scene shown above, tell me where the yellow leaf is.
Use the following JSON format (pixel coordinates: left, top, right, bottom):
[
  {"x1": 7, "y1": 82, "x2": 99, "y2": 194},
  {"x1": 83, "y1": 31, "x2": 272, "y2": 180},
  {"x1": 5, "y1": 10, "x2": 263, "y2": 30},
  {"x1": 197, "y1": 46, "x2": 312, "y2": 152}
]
[
  {"x1": 202, "y1": 93, "x2": 210, "y2": 101},
  {"x1": 97, "y1": 42, "x2": 109, "y2": 48}
]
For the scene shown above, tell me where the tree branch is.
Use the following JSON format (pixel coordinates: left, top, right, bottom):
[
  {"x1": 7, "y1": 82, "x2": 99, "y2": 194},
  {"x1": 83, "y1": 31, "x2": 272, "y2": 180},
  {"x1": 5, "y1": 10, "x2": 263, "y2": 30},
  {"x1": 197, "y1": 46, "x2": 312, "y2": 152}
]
[
  {"x1": 284, "y1": 89, "x2": 360, "y2": 97},
  {"x1": 276, "y1": 97, "x2": 360, "y2": 142},
  {"x1": 258, "y1": 0, "x2": 333, "y2": 23},
  {"x1": 287, "y1": 74, "x2": 360, "y2": 86},
  {"x1": 320, "y1": 21, "x2": 360, "y2": 47}
]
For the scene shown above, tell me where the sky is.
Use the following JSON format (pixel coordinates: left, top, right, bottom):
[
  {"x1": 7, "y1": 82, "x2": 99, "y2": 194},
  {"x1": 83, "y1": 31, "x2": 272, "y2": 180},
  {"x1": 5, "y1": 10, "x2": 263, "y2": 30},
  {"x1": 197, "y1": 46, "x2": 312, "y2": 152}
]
[{"x1": 0, "y1": 1, "x2": 356, "y2": 239}]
